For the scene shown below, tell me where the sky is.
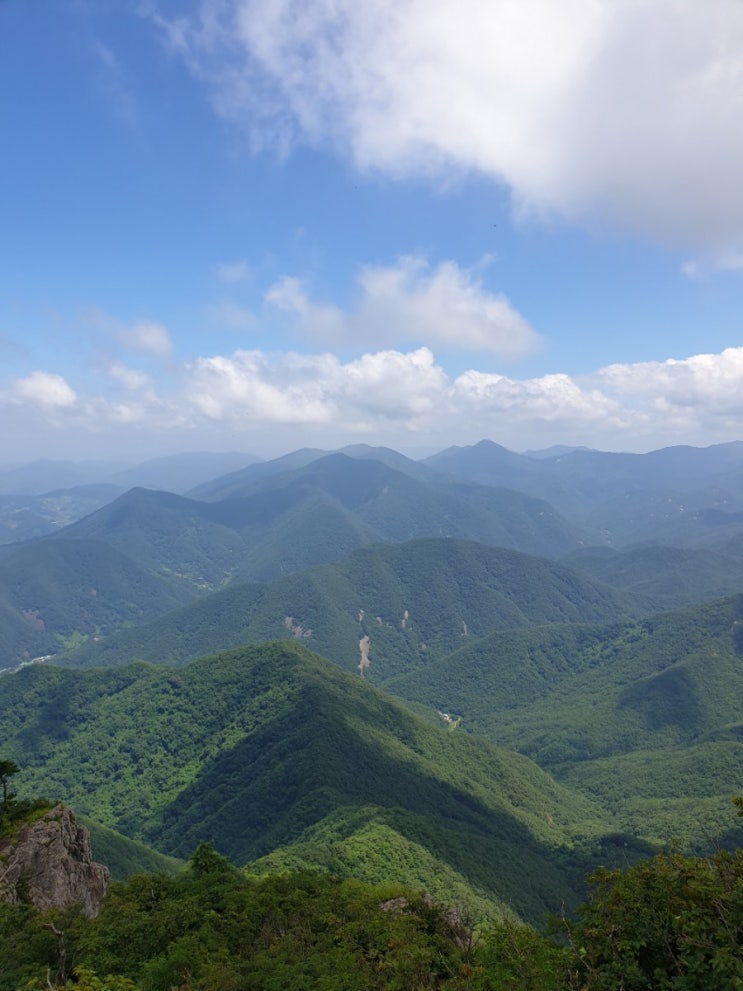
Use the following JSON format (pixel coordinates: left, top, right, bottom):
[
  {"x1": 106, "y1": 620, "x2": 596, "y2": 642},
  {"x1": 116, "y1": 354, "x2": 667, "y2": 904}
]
[{"x1": 2, "y1": 0, "x2": 743, "y2": 462}]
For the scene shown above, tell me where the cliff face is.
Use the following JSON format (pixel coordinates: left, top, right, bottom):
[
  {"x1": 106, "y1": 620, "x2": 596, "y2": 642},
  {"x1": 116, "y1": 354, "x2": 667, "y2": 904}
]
[{"x1": 0, "y1": 805, "x2": 108, "y2": 917}]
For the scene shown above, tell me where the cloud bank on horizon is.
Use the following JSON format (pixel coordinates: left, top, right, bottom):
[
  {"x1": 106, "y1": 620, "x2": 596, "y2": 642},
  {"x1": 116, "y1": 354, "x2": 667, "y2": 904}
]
[
  {"x1": 6, "y1": 338, "x2": 743, "y2": 458},
  {"x1": 2, "y1": 0, "x2": 743, "y2": 459}
]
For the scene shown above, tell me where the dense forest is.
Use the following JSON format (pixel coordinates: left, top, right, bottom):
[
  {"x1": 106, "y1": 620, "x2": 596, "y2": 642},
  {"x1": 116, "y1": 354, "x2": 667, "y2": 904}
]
[
  {"x1": 2, "y1": 799, "x2": 742, "y2": 990},
  {"x1": 3, "y1": 442, "x2": 743, "y2": 988}
]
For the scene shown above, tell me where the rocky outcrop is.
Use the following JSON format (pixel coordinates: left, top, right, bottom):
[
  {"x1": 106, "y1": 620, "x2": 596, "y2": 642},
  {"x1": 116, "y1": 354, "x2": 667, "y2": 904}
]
[{"x1": 0, "y1": 805, "x2": 108, "y2": 917}]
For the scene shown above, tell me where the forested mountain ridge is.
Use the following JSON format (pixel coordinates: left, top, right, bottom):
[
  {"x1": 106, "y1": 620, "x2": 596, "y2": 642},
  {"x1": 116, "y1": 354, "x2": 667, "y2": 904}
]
[
  {"x1": 24, "y1": 454, "x2": 588, "y2": 601},
  {"x1": 3, "y1": 828, "x2": 742, "y2": 990},
  {"x1": 0, "y1": 538, "x2": 196, "y2": 669},
  {"x1": 561, "y1": 543, "x2": 743, "y2": 610},
  {"x1": 0, "y1": 452, "x2": 261, "y2": 546},
  {"x1": 386, "y1": 593, "x2": 743, "y2": 847},
  {"x1": 0, "y1": 452, "x2": 260, "y2": 498},
  {"x1": 5, "y1": 439, "x2": 743, "y2": 556},
  {"x1": 425, "y1": 438, "x2": 743, "y2": 506},
  {"x1": 424, "y1": 438, "x2": 743, "y2": 548},
  {"x1": 187, "y1": 443, "x2": 438, "y2": 499},
  {"x1": 59, "y1": 537, "x2": 639, "y2": 678},
  {"x1": 2, "y1": 441, "x2": 743, "y2": 938},
  {"x1": 2, "y1": 441, "x2": 743, "y2": 990},
  {"x1": 0, "y1": 641, "x2": 615, "y2": 924}
]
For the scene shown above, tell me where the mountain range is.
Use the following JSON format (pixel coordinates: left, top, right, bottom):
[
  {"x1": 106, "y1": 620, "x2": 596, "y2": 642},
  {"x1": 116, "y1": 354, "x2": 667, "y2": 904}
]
[
  {"x1": 2, "y1": 438, "x2": 743, "y2": 925},
  {"x1": 0, "y1": 641, "x2": 616, "y2": 923}
]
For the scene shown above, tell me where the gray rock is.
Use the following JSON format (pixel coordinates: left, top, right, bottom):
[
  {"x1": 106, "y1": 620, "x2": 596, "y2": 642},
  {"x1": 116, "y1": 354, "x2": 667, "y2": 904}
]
[{"x1": 0, "y1": 805, "x2": 108, "y2": 917}]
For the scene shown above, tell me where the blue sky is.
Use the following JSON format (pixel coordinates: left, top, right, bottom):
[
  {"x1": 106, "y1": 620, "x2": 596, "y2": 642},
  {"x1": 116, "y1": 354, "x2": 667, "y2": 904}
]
[{"x1": 2, "y1": 0, "x2": 743, "y2": 461}]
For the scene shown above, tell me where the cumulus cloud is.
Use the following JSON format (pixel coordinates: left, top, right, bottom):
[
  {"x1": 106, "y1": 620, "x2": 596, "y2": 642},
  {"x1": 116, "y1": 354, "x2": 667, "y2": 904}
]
[
  {"x1": 5, "y1": 343, "x2": 743, "y2": 453},
  {"x1": 265, "y1": 256, "x2": 540, "y2": 356},
  {"x1": 186, "y1": 346, "x2": 447, "y2": 428},
  {"x1": 9, "y1": 371, "x2": 77, "y2": 409},
  {"x1": 156, "y1": 0, "x2": 743, "y2": 255},
  {"x1": 120, "y1": 320, "x2": 173, "y2": 357},
  {"x1": 453, "y1": 369, "x2": 623, "y2": 424},
  {"x1": 188, "y1": 349, "x2": 337, "y2": 423},
  {"x1": 153, "y1": 342, "x2": 743, "y2": 448},
  {"x1": 178, "y1": 345, "x2": 644, "y2": 442},
  {"x1": 107, "y1": 362, "x2": 154, "y2": 392},
  {"x1": 596, "y1": 347, "x2": 743, "y2": 416}
]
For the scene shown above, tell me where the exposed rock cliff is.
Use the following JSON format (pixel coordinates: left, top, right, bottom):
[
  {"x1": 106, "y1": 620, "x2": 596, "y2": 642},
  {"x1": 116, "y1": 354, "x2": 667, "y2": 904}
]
[{"x1": 0, "y1": 805, "x2": 108, "y2": 917}]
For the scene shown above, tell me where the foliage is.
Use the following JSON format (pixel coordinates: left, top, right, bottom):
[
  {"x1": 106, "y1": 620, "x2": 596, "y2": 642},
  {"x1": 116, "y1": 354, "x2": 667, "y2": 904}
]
[
  {"x1": 0, "y1": 642, "x2": 605, "y2": 924},
  {"x1": 562, "y1": 544, "x2": 743, "y2": 612},
  {"x1": 69, "y1": 870, "x2": 476, "y2": 991},
  {"x1": 424, "y1": 437, "x2": 743, "y2": 550},
  {"x1": 4, "y1": 834, "x2": 741, "y2": 991},
  {"x1": 0, "y1": 759, "x2": 52, "y2": 837},
  {"x1": 0, "y1": 537, "x2": 195, "y2": 666},
  {"x1": 568, "y1": 847, "x2": 743, "y2": 990},
  {"x1": 471, "y1": 917, "x2": 573, "y2": 990},
  {"x1": 0, "y1": 902, "x2": 62, "y2": 991},
  {"x1": 387, "y1": 594, "x2": 743, "y2": 847},
  {"x1": 81, "y1": 816, "x2": 183, "y2": 881},
  {"x1": 62, "y1": 537, "x2": 635, "y2": 678},
  {"x1": 0, "y1": 758, "x2": 19, "y2": 804}
]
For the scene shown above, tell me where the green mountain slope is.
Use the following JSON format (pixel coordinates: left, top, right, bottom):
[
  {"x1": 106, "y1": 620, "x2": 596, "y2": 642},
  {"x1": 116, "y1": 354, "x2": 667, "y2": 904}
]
[
  {"x1": 81, "y1": 817, "x2": 183, "y2": 881},
  {"x1": 0, "y1": 641, "x2": 610, "y2": 923},
  {"x1": 54, "y1": 487, "x2": 249, "y2": 589},
  {"x1": 424, "y1": 439, "x2": 743, "y2": 549},
  {"x1": 187, "y1": 443, "x2": 438, "y2": 500},
  {"x1": 426, "y1": 439, "x2": 743, "y2": 507},
  {"x1": 30, "y1": 452, "x2": 591, "y2": 602},
  {"x1": 186, "y1": 447, "x2": 330, "y2": 499},
  {"x1": 0, "y1": 538, "x2": 194, "y2": 668},
  {"x1": 191, "y1": 452, "x2": 590, "y2": 559},
  {"x1": 561, "y1": 544, "x2": 743, "y2": 610},
  {"x1": 386, "y1": 595, "x2": 743, "y2": 846},
  {"x1": 61, "y1": 538, "x2": 637, "y2": 680},
  {"x1": 0, "y1": 484, "x2": 128, "y2": 546}
]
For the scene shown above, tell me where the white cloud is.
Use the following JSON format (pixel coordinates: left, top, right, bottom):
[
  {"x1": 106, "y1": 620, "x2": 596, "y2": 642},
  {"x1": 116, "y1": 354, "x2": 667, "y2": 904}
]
[
  {"x1": 159, "y1": 0, "x2": 743, "y2": 255},
  {"x1": 120, "y1": 321, "x2": 173, "y2": 357},
  {"x1": 9, "y1": 371, "x2": 77, "y2": 409},
  {"x1": 265, "y1": 276, "x2": 346, "y2": 341},
  {"x1": 355, "y1": 257, "x2": 539, "y2": 356},
  {"x1": 596, "y1": 347, "x2": 743, "y2": 416},
  {"x1": 5, "y1": 343, "x2": 743, "y2": 454},
  {"x1": 187, "y1": 349, "x2": 338, "y2": 423},
  {"x1": 453, "y1": 369, "x2": 623, "y2": 424},
  {"x1": 265, "y1": 256, "x2": 540, "y2": 356},
  {"x1": 157, "y1": 342, "x2": 743, "y2": 449},
  {"x1": 185, "y1": 346, "x2": 447, "y2": 427},
  {"x1": 180, "y1": 344, "x2": 633, "y2": 443},
  {"x1": 107, "y1": 362, "x2": 153, "y2": 392},
  {"x1": 335, "y1": 347, "x2": 448, "y2": 421}
]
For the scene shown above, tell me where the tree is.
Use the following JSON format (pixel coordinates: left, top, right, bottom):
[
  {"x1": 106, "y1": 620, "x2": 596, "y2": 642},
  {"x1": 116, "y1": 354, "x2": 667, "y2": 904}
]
[
  {"x1": 570, "y1": 847, "x2": 743, "y2": 990},
  {"x1": 0, "y1": 759, "x2": 19, "y2": 806},
  {"x1": 188, "y1": 841, "x2": 237, "y2": 879}
]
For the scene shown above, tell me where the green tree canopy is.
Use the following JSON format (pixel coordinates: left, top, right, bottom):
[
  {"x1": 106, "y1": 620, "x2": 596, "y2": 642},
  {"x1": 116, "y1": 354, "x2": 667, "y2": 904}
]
[{"x1": 0, "y1": 758, "x2": 19, "y2": 805}]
